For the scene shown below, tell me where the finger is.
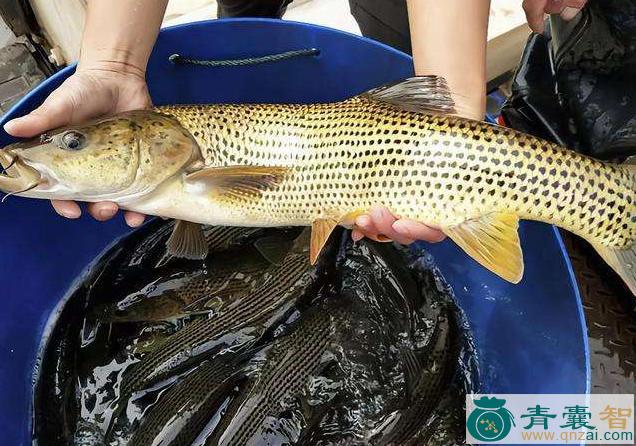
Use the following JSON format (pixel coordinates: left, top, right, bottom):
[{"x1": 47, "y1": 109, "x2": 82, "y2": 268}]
[
  {"x1": 392, "y1": 219, "x2": 447, "y2": 243},
  {"x1": 564, "y1": 0, "x2": 587, "y2": 8},
  {"x1": 354, "y1": 214, "x2": 387, "y2": 242},
  {"x1": 87, "y1": 202, "x2": 119, "y2": 222},
  {"x1": 523, "y1": 0, "x2": 549, "y2": 33},
  {"x1": 4, "y1": 93, "x2": 74, "y2": 138},
  {"x1": 51, "y1": 200, "x2": 81, "y2": 219},
  {"x1": 369, "y1": 206, "x2": 415, "y2": 245},
  {"x1": 355, "y1": 214, "x2": 379, "y2": 236},
  {"x1": 124, "y1": 211, "x2": 146, "y2": 228},
  {"x1": 544, "y1": 0, "x2": 565, "y2": 14},
  {"x1": 560, "y1": 6, "x2": 582, "y2": 20},
  {"x1": 351, "y1": 229, "x2": 365, "y2": 242}
]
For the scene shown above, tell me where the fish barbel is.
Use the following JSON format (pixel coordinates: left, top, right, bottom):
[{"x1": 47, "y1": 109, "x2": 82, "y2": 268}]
[{"x1": 1, "y1": 76, "x2": 635, "y2": 291}]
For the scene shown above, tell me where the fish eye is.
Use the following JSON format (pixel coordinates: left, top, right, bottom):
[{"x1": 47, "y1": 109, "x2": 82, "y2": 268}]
[{"x1": 60, "y1": 131, "x2": 86, "y2": 151}]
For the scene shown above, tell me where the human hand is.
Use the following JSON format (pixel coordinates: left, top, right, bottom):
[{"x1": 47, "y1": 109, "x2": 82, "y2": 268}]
[
  {"x1": 523, "y1": 0, "x2": 588, "y2": 34},
  {"x1": 352, "y1": 206, "x2": 447, "y2": 245},
  {"x1": 3, "y1": 66, "x2": 151, "y2": 227}
]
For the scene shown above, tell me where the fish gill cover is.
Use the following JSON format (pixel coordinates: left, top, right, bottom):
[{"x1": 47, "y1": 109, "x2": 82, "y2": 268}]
[{"x1": 32, "y1": 220, "x2": 478, "y2": 446}]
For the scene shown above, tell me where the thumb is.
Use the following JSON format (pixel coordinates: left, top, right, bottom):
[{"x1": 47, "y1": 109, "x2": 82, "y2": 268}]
[
  {"x1": 4, "y1": 92, "x2": 74, "y2": 138},
  {"x1": 523, "y1": 0, "x2": 549, "y2": 33}
]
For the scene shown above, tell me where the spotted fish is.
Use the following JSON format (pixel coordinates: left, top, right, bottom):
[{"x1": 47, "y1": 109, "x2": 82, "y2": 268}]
[
  {"x1": 119, "y1": 229, "x2": 317, "y2": 394},
  {"x1": 1, "y1": 76, "x2": 635, "y2": 292}
]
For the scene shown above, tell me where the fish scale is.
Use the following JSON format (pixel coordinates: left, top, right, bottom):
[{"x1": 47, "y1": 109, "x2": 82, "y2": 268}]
[{"x1": 160, "y1": 98, "x2": 635, "y2": 247}]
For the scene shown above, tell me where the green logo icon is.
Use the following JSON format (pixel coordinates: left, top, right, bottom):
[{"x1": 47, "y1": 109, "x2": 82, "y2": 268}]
[{"x1": 467, "y1": 396, "x2": 516, "y2": 442}]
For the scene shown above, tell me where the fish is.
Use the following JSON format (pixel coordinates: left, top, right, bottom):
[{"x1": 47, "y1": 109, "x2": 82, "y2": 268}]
[
  {"x1": 105, "y1": 226, "x2": 294, "y2": 323},
  {"x1": 108, "y1": 246, "x2": 271, "y2": 323},
  {"x1": 119, "y1": 229, "x2": 319, "y2": 395},
  {"x1": 97, "y1": 225, "x2": 270, "y2": 324},
  {"x1": 128, "y1": 358, "x2": 243, "y2": 446},
  {"x1": 213, "y1": 310, "x2": 333, "y2": 446},
  {"x1": 4, "y1": 75, "x2": 632, "y2": 290},
  {"x1": 374, "y1": 308, "x2": 457, "y2": 445}
]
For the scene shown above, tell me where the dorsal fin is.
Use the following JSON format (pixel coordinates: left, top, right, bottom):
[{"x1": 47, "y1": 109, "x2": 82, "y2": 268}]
[{"x1": 361, "y1": 75, "x2": 456, "y2": 115}]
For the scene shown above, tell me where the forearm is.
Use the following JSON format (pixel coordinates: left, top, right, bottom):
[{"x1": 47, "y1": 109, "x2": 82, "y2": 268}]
[
  {"x1": 407, "y1": 0, "x2": 490, "y2": 119},
  {"x1": 79, "y1": 0, "x2": 169, "y2": 77}
]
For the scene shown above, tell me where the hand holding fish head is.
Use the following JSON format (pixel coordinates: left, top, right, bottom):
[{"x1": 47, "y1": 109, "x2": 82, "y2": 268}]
[{"x1": 0, "y1": 110, "x2": 201, "y2": 204}]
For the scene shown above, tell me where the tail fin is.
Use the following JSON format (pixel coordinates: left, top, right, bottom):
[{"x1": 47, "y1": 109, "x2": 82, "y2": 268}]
[
  {"x1": 591, "y1": 160, "x2": 636, "y2": 296},
  {"x1": 590, "y1": 242, "x2": 636, "y2": 295}
]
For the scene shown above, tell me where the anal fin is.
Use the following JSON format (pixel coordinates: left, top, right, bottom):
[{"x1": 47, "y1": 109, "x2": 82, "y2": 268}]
[
  {"x1": 591, "y1": 241, "x2": 636, "y2": 296},
  {"x1": 166, "y1": 220, "x2": 208, "y2": 260},
  {"x1": 443, "y1": 213, "x2": 524, "y2": 283},
  {"x1": 310, "y1": 218, "x2": 339, "y2": 265}
]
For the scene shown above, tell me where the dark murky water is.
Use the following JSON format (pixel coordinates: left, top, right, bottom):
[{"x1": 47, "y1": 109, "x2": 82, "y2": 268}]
[{"x1": 33, "y1": 220, "x2": 477, "y2": 446}]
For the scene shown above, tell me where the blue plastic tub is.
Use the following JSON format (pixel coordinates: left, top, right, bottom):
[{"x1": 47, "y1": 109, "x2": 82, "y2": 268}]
[{"x1": 0, "y1": 19, "x2": 588, "y2": 445}]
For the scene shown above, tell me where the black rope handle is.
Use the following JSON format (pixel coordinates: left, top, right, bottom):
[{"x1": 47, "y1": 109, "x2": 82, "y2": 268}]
[{"x1": 169, "y1": 48, "x2": 320, "y2": 67}]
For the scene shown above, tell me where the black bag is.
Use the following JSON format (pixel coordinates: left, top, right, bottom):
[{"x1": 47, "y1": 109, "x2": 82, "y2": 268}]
[{"x1": 502, "y1": 0, "x2": 636, "y2": 160}]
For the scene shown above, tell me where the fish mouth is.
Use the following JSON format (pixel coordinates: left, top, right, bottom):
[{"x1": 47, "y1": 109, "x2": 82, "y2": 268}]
[{"x1": 0, "y1": 148, "x2": 42, "y2": 195}]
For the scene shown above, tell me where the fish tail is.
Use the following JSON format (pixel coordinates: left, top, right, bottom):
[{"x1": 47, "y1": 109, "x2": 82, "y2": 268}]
[
  {"x1": 590, "y1": 241, "x2": 636, "y2": 295},
  {"x1": 589, "y1": 161, "x2": 636, "y2": 296}
]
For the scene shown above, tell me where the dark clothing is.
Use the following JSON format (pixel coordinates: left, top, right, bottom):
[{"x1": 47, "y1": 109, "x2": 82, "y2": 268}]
[
  {"x1": 347, "y1": 0, "x2": 411, "y2": 54},
  {"x1": 217, "y1": 0, "x2": 412, "y2": 54},
  {"x1": 217, "y1": 0, "x2": 293, "y2": 18}
]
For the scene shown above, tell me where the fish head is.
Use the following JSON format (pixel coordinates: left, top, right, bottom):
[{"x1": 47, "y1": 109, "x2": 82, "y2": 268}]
[{"x1": 0, "y1": 110, "x2": 201, "y2": 202}]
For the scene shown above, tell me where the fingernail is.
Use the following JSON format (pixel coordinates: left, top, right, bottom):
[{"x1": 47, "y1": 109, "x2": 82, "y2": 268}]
[
  {"x1": 392, "y1": 220, "x2": 410, "y2": 235},
  {"x1": 127, "y1": 215, "x2": 145, "y2": 228},
  {"x1": 3, "y1": 119, "x2": 19, "y2": 134},
  {"x1": 370, "y1": 206, "x2": 385, "y2": 221},
  {"x1": 98, "y1": 208, "x2": 116, "y2": 220},
  {"x1": 61, "y1": 208, "x2": 81, "y2": 219},
  {"x1": 356, "y1": 215, "x2": 370, "y2": 227},
  {"x1": 560, "y1": 6, "x2": 580, "y2": 20}
]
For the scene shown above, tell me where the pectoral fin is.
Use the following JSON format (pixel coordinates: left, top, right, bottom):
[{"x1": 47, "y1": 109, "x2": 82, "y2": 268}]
[
  {"x1": 590, "y1": 242, "x2": 636, "y2": 296},
  {"x1": 184, "y1": 166, "x2": 290, "y2": 201},
  {"x1": 166, "y1": 220, "x2": 208, "y2": 260},
  {"x1": 443, "y1": 213, "x2": 524, "y2": 283},
  {"x1": 310, "y1": 218, "x2": 339, "y2": 265}
]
